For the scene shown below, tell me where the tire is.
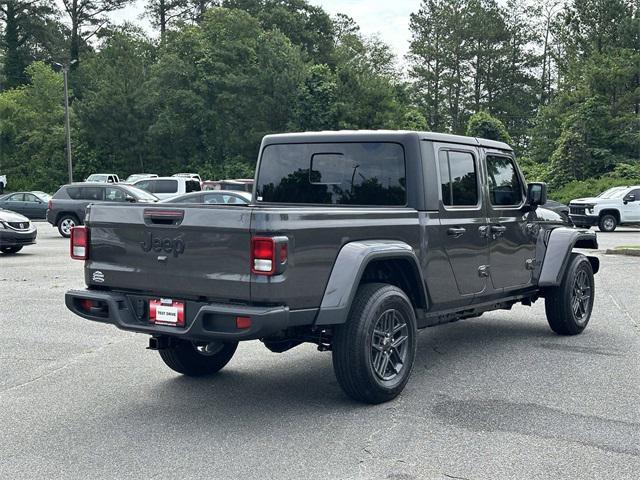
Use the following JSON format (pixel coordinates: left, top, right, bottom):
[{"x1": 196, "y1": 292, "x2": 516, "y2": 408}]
[
  {"x1": 545, "y1": 253, "x2": 595, "y2": 335},
  {"x1": 598, "y1": 214, "x2": 617, "y2": 232},
  {"x1": 0, "y1": 246, "x2": 23, "y2": 254},
  {"x1": 57, "y1": 214, "x2": 79, "y2": 238},
  {"x1": 159, "y1": 340, "x2": 238, "y2": 376},
  {"x1": 332, "y1": 283, "x2": 418, "y2": 404}
]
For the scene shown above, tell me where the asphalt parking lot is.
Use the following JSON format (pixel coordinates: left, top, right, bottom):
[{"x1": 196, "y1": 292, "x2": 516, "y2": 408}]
[{"x1": 1, "y1": 224, "x2": 639, "y2": 479}]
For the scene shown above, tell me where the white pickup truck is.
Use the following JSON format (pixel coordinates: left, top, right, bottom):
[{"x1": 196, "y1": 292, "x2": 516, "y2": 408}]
[
  {"x1": 0, "y1": 174, "x2": 6, "y2": 194},
  {"x1": 569, "y1": 185, "x2": 640, "y2": 231}
]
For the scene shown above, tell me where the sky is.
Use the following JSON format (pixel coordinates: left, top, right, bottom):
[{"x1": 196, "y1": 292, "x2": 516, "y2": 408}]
[{"x1": 79, "y1": 0, "x2": 419, "y2": 61}]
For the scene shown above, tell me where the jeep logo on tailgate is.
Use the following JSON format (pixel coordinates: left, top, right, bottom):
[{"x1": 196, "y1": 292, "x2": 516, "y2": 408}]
[{"x1": 140, "y1": 232, "x2": 185, "y2": 257}]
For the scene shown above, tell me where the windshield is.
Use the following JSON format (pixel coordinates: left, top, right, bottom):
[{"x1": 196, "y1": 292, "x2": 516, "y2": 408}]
[
  {"x1": 124, "y1": 186, "x2": 158, "y2": 201},
  {"x1": 597, "y1": 187, "x2": 627, "y2": 199},
  {"x1": 87, "y1": 174, "x2": 108, "y2": 182}
]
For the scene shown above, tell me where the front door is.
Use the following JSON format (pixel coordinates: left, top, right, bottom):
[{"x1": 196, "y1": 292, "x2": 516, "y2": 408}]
[
  {"x1": 622, "y1": 188, "x2": 640, "y2": 222},
  {"x1": 436, "y1": 145, "x2": 489, "y2": 296},
  {"x1": 484, "y1": 152, "x2": 537, "y2": 290}
]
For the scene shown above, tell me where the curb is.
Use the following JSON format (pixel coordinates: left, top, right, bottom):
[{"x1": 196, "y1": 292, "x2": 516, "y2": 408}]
[{"x1": 606, "y1": 248, "x2": 640, "y2": 257}]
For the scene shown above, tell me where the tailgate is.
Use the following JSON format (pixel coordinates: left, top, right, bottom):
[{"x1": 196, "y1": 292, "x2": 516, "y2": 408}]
[{"x1": 85, "y1": 203, "x2": 252, "y2": 301}]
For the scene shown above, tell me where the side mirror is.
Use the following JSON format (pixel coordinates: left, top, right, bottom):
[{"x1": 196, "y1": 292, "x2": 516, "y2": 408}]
[
  {"x1": 126, "y1": 196, "x2": 136, "y2": 203},
  {"x1": 624, "y1": 194, "x2": 635, "y2": 203},
  {"x1": 527, "y1": 182, "x2": 547, "y2": 207}
]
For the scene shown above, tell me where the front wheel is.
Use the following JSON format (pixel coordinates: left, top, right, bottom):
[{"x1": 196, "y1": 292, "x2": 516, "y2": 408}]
[
  {"x1": 0, "y1": 246, "x2": 23, "y2": 254},
  {"x1": 332, "y1": 283, "x2": 417, "y2": 404},
  {"x1": 159, "y1": 340, "x2": 238, "y2": 376},
  {"x1": 545, "y1": 253, "x2": 595, "y2": 335},
  {"x1": 598, "y1": 214, "x2": 617, "y2": 232}
]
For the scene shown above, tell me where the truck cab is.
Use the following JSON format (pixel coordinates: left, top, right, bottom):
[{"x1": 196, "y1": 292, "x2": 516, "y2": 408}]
[{"x1": 65, "y1": 131, "x2": 599, "y2": 404}]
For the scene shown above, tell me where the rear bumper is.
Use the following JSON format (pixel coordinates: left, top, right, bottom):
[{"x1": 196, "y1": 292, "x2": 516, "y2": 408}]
[
  {"x1": 569, "y1": 214, "x2": 598, "y2": 227},
  {"x1": 0, "y1": 228, "x2": 37, "y2": 247},
  {"x1": 65, "y1": 289, "x2": 293, "y2": 341}
]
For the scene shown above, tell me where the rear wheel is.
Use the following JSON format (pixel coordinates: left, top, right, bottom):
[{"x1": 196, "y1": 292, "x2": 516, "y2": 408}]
[
  {"x1": 332, "y1": 283, "x2": 417, "y2": 404},
  {"x1": 598, "y1": 214, "x2": 617, "y2": 232},
  {"x1": 545, "y1": 253, "x2": 595, "y2": 335},
  {"x1": 0, "y1": 246, "x2": 23, "y2": 254},
  {"x1": 57, "y1": 214, "x2": 79, "y2": 238},
  {"x1": 159, "y1": 340, "x2": 238, "y2": 376}
]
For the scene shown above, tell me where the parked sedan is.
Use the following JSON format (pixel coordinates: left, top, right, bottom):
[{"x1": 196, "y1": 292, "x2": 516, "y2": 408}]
[
  {"x1": 0, "y1": 208, "x2": 37, "y2": 254},
  {"x1": 0, "y1": 191, "x2": 49, "y2": 219},
  {"x1": 161, "y1": 190, "x2": 251, "y2": 205}
]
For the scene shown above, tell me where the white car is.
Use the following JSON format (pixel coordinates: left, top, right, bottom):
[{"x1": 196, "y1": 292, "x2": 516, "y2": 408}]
[
  {"x1": 132, "y1": 176, "x2": 202, "y2": 200},
  {"x1": 86, "y1": 173, "x2": 120, "y2": 183},
  {"x1": 569, "y1": 185, "x2": 640, "y2": 231},
  {"x1": 0, "y1": 174, "x2": 6, "y2": 194},
  {"x1": 172, "y1": 173, "x2": 202, "y2": 183}
]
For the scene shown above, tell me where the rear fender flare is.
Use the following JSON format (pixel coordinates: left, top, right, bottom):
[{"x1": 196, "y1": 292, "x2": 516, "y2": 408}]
[
  {"x1": 538, "y1": 227, "x2": 599, "y2": 287},
  {"x1": 314, "y1": 240, "x2": 427, "y2": 325}
]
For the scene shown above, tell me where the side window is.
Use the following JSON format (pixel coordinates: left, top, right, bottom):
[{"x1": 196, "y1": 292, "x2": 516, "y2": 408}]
[
  {"x1": 438, "y1": 150, "x2": 478, "y2": 207},
  {"x1": 81, "y1": 187, "x2": 104, "y2": 201},
  {"x1": 204, "y1": 194, "x2": 222, "y2": 204},
  {"x1": 135, "y1": 180, "x2": 152, "y2": 192},
  {"x1": 629, "y1": 189, "x2": 640, "y2": 201},
  {"x1": 105, "y1": 187, "x2": 126, "y2": 202},
  {"x1": 186, "y1": 180, "x2": 201, "y2": 193},
  {"x1": 66, "y1": 187, "x2": 82, "y2": 200},
  {"x1": 154, "y1": 180, "x2": 178, "y2": 194},
  {"x1": 486, "y1": 155, "x2": 523, "y2": 206},
  {"x1": 23, "y1": 193, "x2": 38, "y2": 202},
  {"x1": 9, "y1": 193, "x2": 25, "y2": 201}
]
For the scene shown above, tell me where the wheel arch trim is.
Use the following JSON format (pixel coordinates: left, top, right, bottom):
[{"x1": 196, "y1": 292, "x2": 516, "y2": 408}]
[
  {"x1": 314, "y1": 240, "x2": 427, "y2": 325},
  {"x1": 539, "y1": 227, "x2": 599, "y2": 287}
]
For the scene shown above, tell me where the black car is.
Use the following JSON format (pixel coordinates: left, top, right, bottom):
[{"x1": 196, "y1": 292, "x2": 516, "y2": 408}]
[
  {"x1": 0, "y1": 191, "x2": 50, "y2": 219},
  {"x1": 47, "y1": 183, "x2": 159, "y2": 237},
  {"x1": 0, "y1": 208, "x2": 37, "y2": 254},
  {"x1": 543, "y1": 199, "x2": 572, "y2": 225},
  {"x1": 161, "y1": 190, "x2": 252, "y2": 205}
]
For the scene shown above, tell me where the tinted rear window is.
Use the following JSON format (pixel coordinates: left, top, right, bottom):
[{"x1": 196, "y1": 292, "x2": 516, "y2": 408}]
[
  {"x1": 152, "y1": 179, "x2": 178, "y2": 194},
  {"x1": 256, "y1": 143, "x2": 406, "y2": 205}
]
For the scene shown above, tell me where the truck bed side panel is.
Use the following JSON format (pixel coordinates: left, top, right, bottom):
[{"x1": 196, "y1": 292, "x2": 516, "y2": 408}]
[{"x1": 251, "y1": 207, "x2": 422, "y2": 310}]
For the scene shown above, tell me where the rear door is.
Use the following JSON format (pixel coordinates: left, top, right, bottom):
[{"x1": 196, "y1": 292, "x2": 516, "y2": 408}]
[
  {"x1": 484, "y1": 151, "x2": 536, "y2": 290},
  {"x1": 435, "y1": 144, "x2": 489, "y2": 296}
]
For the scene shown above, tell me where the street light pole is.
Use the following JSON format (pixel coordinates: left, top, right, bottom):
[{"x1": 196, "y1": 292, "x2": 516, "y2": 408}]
[
  {"x1": 53, "y1": 60, "x2": 77, "y2": 184},
  {"x1": 62, "y1": 67, "x2": 73, "y2": 184}
]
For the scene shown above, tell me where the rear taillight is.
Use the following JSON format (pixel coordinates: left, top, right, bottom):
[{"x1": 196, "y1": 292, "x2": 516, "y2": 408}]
[
  {"x1": 70, "y1": 226, "x2": 89, "y2": 260},
  {"x1": 251, "y1": 236, "x2": 288, "y2": 275},
  {"x1": 47, "y1": 200, "x2": 52, "y2": 210}
]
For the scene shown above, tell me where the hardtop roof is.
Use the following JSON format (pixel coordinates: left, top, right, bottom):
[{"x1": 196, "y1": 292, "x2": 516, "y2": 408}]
[{"x1": 262, "y1": 130, "x2": 513, "y2": 151}]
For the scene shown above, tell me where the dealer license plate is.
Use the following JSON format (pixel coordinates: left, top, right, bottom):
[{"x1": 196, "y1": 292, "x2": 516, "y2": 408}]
[{"x1": 149, "y1": 299, "x2": 185, "y2": 327}]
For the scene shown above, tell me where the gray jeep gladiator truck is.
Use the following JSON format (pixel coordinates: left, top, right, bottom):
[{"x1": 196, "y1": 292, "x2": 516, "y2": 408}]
[{"x1": 65, "y1": 131, "x2": 599, "y2": 404}]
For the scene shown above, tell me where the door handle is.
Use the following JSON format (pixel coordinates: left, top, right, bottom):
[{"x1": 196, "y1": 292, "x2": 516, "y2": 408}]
[
  {"x1": 490, "y1": 225, "x2": 507, "y2": 237},
  {"x1": 447, "y1": 227, "x2": 466, "y2": 238}
]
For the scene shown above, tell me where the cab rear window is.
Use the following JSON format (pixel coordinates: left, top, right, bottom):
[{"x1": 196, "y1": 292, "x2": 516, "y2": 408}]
[{"x1": 256, "y1": 142, "x2": 406, "y2": 205}]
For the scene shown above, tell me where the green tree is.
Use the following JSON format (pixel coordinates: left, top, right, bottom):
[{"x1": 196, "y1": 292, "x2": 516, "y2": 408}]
[
  {"x1": 0, "y1": 62, "x2": 67, "y2": 191},
  {"x1": 61, "y1": 0, "x2": 132, "y2": 63},
  {"x1": 466, "y1": 110, "x2": 512, "y2": 143},
  {"x1": 73, "y1": 28, "x2": 156, "y2": 178},
  {"x1": 0, "y1": 0, "x2": 62, "y2": 89}
]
